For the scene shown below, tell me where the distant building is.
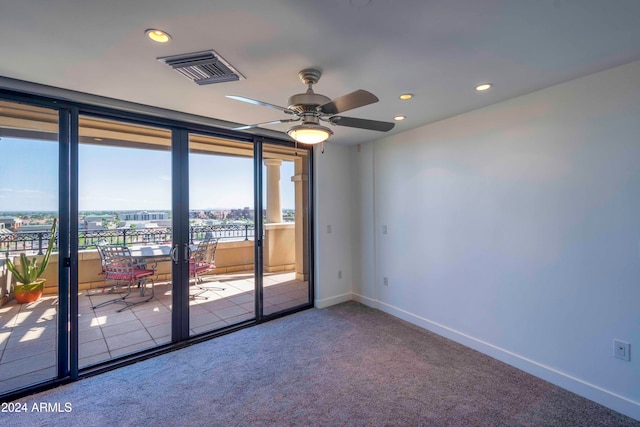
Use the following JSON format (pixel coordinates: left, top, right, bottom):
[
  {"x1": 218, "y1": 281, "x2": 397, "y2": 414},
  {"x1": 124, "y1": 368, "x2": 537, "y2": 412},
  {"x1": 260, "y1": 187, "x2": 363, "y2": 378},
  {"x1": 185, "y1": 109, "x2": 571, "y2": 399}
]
[
  {"x1": 227, "y1": 207, "x2": 254, "y2": 221},
  {"x1": 209, "y1": 210, "x2": 230, "y2": 220},
  {"x1": 189, "y1": 211, "x2": 207, "y2": 219},
  {"x1": 80, "y1": 214, "x2": 116, "y2": 231},
  {"x1": 0, "y1": 217, "x2": 23, "y2": 232},
  {"x1": 117, "y1": 211, "x2": 169, "y2": 221},
  {"x1": 83, "y1": 221, "x2": 105, "y2": 230},
  {"x1": 84, "y1": 214, "x2": 116, "y2": 223}
]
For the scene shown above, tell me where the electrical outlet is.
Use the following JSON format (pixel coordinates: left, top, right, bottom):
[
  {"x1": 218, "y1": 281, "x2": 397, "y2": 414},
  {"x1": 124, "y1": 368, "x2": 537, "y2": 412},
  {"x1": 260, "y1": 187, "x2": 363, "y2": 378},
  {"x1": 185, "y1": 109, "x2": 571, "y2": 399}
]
[
  {"x1": 383, "y1": 277, "x2": 389, "y2": 286},
  {"x1": 614, "y1": 339, "x2": 630, "y2": 361},
  {"x1": 338, "y1": 270, "x2": 342, "y2": 279},
  {"x1": 382, "y1": 225, "x2": 388, "y2": 235},
  {"x1": 327, "y1": 224, "x2": 332, "y2": 234}
]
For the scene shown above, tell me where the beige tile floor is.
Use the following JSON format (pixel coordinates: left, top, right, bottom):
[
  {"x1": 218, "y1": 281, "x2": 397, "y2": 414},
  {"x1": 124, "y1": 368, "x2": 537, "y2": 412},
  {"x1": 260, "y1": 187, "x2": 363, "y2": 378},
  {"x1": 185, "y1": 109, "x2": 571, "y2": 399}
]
[{"x1": 0, "y1": 271, "x2": 309, "y2": 396}]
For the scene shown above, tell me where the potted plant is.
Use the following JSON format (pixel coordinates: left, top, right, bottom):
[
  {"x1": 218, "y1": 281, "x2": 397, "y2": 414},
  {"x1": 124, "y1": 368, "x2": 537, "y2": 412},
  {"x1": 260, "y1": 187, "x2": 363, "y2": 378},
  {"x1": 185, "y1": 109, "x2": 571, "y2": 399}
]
[{"x1": 5, "y1": 219, "x2": 57, "y2": 303}]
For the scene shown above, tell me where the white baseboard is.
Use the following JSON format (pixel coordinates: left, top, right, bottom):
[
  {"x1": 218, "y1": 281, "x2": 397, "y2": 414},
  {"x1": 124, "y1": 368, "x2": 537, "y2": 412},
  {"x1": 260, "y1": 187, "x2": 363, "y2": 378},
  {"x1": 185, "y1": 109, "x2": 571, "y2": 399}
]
[
  {"x1": 352, "y1": 292, "x2": 640, "y2": 421},
  {"x1": 351, "y1": 292, "x2": 378, "y2": 308},
  {"x1": 314, "y1": 292, "x2": 352, "y2": 309}
]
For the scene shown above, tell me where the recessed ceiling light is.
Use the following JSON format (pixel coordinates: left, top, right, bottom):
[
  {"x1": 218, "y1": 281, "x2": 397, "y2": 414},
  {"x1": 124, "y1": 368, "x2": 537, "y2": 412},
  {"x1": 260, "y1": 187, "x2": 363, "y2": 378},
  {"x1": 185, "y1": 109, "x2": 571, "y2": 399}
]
[
  {"x1": 145, "y1": 29, "x2": 171, "y2": 43},
  {"x1": 475, "y1": 83, "x2": 492, "y2": 91},
  {"x1": 394, "y1": 115, "x2": 406, "y2": 121},
  {"x1": 399, "y1": 93, "x2": 413, "y2": 100}
]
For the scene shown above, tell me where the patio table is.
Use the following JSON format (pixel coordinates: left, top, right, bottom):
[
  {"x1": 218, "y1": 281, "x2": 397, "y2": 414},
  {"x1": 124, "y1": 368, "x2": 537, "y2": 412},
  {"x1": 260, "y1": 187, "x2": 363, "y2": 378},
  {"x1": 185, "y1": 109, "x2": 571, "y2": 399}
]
[
  {"x1": 129, "y1": 244, "x2": 174, "y2": 263},
  {"x1": 128, "y1": 244, "x2": 198, "y2": 264}
]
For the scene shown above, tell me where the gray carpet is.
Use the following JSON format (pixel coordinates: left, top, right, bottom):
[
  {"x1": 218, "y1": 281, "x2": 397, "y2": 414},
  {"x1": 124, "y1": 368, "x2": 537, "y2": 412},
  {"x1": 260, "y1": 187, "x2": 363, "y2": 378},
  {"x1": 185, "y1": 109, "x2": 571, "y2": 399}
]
[{"x1": 5, "y1": 302, "x2": 639, "y2": 426}]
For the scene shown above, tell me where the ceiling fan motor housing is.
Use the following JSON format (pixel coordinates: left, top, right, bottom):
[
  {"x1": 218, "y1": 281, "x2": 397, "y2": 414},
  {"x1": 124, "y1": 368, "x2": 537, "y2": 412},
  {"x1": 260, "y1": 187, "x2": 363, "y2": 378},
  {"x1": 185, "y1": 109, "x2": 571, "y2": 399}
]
[
  {"x1": 298, "y1": 112, "x2": 321, "y2": 125},
  {"x1": 287, "y1": 92, "x2": 331, "y2": 113}
]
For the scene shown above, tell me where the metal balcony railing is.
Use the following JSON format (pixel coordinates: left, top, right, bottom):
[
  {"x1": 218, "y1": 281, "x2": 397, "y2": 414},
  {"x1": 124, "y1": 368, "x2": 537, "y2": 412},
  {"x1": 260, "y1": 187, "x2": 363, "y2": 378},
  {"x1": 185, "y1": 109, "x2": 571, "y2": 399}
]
[{"x1": 0, "y1": 224, "x2": 254, "y2": 256}]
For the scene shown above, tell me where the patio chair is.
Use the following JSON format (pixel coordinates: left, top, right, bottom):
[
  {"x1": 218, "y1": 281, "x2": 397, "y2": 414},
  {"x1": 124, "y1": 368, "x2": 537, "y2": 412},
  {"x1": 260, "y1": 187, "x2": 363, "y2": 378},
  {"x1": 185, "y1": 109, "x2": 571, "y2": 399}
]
[
  {"x1": 95, "y1": 241, "x2": 115, "y2": 293},
  {"x1": 190, "y1": 237, "x2": 224, "y2": 299},
  {"x1": 91, "y1": 245, "x2": 156, "y2": 312}
]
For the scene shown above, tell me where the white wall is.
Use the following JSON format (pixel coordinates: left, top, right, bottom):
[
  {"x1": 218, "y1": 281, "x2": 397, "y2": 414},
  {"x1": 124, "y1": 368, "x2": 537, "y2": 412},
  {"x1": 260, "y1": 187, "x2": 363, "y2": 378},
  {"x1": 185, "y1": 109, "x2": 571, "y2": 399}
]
[
  {"x1": 350, "y1": 143, "x2": 376, "y2": 303},
  {"x1": 350, "y1": 60, "x2": 640, "y2": 420},
  {"x1": 314, "y1": 143, "x2": 353, "y2": 308}
]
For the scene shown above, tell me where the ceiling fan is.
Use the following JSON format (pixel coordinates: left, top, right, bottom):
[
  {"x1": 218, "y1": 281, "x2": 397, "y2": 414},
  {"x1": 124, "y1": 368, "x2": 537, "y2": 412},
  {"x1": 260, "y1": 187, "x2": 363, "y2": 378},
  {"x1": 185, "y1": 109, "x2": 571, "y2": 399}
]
[{"x1": 226, "y1": 68, "x2": 395, "y2": 145}]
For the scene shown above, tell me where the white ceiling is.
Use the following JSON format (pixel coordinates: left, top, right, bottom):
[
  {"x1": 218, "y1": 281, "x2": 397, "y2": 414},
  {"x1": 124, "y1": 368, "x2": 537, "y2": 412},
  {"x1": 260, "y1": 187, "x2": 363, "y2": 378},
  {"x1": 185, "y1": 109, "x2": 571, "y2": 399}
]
[{"x1": 1, "y1": 0, "x2": 640, "y2": 145}]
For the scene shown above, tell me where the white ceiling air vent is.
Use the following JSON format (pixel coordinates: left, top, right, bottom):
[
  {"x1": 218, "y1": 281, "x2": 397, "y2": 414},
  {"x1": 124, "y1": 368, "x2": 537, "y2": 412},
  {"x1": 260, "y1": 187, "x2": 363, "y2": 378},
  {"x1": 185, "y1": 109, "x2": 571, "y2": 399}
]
[{"x1": 158, "y1": 50, "x2": 245, "y2": 85}]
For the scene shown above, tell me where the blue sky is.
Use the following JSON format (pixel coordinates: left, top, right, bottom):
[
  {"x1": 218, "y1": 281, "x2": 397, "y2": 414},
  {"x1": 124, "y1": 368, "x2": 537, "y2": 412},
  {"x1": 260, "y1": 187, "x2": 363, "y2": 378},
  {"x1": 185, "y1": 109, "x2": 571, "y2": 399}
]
[
  {"x1": 0, "y1": 137, "x2": 295, "y2": 212},
  {"x1": 0, "y1": 138, "x2": 58, "y2": 211}
]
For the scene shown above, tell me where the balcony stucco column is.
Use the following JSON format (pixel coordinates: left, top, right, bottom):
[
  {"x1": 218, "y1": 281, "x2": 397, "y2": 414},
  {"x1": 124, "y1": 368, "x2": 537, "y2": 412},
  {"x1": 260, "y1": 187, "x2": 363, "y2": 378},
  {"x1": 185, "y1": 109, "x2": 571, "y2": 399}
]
[
  {"x1": 292, "y1": 157, "x2": 309, "y2": 281},
  {"x1": 264, "y1": 159, "x2": 283, "y2": 224},
  {"x1": 264, "y1": 159, "x2": 293, "y2": 273}
]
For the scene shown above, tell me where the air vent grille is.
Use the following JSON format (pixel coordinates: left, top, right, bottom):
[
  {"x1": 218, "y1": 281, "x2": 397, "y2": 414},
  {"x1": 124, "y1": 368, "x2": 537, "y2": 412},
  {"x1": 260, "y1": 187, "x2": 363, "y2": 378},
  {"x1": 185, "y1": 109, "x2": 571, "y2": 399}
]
[{"x1": 158, "y1": 50, "x2": 244, "y2": 85}]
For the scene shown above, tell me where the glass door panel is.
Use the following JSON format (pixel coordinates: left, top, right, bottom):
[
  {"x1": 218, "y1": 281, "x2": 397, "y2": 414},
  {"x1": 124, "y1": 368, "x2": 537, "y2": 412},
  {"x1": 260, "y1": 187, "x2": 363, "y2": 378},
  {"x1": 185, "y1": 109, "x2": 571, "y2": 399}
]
[
  {"x1": 188, "y1": 134, "x2": 255, "y2": 336},
  {"x1": 77, "y1": 116, "x2": 172, "y2": 367},
  {"x1": 0, "y1": 101, "x2": 59, "y2": 393},
  {"x1": 262, "y1": 144, "x2": 311, "y2": 315}
]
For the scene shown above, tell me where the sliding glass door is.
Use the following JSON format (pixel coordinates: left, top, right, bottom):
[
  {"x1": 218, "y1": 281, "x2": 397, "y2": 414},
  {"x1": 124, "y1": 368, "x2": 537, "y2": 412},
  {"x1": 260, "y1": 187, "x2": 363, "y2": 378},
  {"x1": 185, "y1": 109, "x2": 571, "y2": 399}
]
[
  {"x1": 0, "y1": 100, "x2": 60, "y2": 394},
  {"x1": 188, "y1": 133, "x2": 256, "y2": 335},
  {"x1": 77, "y1": 116, "x2": 173, "y2": 367},
  {"x1": 262, "y1": 143, "x2": 311, "y2": 316},
  {"x1": 0, "y1": 91, "x2": 313, "y2": 400}
]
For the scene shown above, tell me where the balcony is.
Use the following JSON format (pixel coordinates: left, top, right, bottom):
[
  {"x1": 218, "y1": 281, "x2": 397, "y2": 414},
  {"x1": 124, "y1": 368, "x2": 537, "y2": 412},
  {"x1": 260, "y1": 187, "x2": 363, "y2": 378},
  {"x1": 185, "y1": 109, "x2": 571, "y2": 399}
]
[{"x1": 0, "y1": 225, "x2": 308, "y2": 396}]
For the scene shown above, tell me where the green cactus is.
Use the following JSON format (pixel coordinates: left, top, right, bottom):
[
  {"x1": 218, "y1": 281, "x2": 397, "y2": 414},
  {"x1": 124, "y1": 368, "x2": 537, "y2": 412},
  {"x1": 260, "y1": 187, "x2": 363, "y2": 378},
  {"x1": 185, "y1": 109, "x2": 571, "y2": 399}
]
[{"x1": 5, "y1": 219, "x2": 57, "y2": 291}]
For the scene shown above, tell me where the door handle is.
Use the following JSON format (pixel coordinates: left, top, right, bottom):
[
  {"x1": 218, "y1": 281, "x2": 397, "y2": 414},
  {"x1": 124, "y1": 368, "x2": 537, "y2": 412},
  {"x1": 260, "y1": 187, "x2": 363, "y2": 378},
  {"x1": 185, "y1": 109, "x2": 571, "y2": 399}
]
[
  {"x1": 184, "y1": 244, "x2": 191, "y2": 263},
  {"x1": 170, "y1": 245, "x2": 178, "y2": 264}
]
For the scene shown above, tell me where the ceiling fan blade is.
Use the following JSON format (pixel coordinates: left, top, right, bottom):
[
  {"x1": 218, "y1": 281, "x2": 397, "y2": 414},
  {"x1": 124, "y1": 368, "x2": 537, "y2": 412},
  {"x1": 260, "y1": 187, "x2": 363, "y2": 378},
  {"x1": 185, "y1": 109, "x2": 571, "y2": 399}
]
[
  {"x1": 329, "y1": 116, "x2": 395, "y2": 132},
  {"x1": 232, "y1": 118, "x2": 300, "y2": 131},
  {"x1": 320, "y1": 90, "x2": 379, "y2": 115},
  {"x1": 226, "y1": 95, "x2": 293, "y2": 114}
]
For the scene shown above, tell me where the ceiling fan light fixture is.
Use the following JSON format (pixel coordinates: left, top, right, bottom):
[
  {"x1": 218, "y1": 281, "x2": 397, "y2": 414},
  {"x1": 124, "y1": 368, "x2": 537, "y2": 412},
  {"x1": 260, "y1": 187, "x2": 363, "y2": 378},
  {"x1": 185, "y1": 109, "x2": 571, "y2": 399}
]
[{"x1": 287, "y1": 124, "x2": 333, "y2": 145}]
